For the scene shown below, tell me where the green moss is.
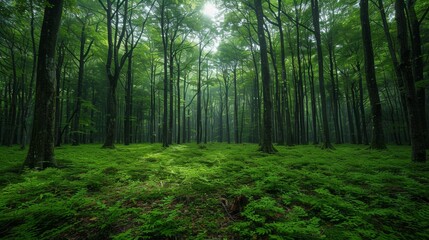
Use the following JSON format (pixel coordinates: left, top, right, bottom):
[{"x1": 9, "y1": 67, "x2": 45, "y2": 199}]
[{"x1": 0, "y1": 144, "x2": 427, "y2": 239}]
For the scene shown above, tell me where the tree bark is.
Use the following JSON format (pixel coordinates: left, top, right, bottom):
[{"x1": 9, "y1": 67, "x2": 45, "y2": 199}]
[
  {"x1": 360, "y1": 0, "x2": 386, "y2": 149},
  {"x1": 407, "y1": 0, "x2": 427, "y2": 148},
  {"x1": 24, "y1": 0, "x2": 64, "y2": 169},
  {"x1": 395, "y1": 0, "x2": 426, "y2": 162},
  {"x1": 311, "y1": 0, "x2": 333, "y2": 149},
  {"x1": 254, "y1": 0, "x2": 276, "y2": 153}
]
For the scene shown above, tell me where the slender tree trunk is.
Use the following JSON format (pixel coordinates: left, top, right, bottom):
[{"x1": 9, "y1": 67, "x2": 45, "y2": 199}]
[
  {"x1": 176, "y1": 56, "x2": 181, "y2": 144},
  {"x1": 218, "y1": 83, "x2": 224, "y2": 142},
  {"x1": 55, "y1": 43, "x2": 65, "y2": 147},
  {"x1": 395, "y1": 0, "x2": 426, "y2": 162},
  {"x1": 24, "y1": 0, "x2": 63, "y2": 169},
  {"x1": 160, "y1": 0, "x2": 169, "y2": 147},
  {"x1": 223, "y1": 71, "x2": 231, "y2": 144},
  {"x1": 101, "y1": 0, "x2": 128, "y2": 148},
  {"x1": 355, "y1": 62, "x2": 369, "y2": 144},
  {"x1": 376, "y1": 0, "x2": 409, "y2": 133},
  {"x1": 72, "y1": 23, "x2": 92, "y2": 146},
  {"x1": 307, "y1": 40, "x2": 318, "y2": 144},
  {"x1": 311, "y1": 0, "x2": 333, "y2": 149},
  {"x1": 267, "y1": 23, "x2": 284, "y2": 145},
  {"x1": 124, "y1": 45, "x2": 133, "y2": 145},
  {"x1": 327, "y1": 36, "x2": 341, "y2": 144},
  {"x1": 204, "y1": 86, "x2": 209, "y2": 144},
  {"x1": 254, "y1": 0, "x2": 276, "y2": 153},
  {"x1": 182, "y1": 78, "x2": 187, "y2": 143},
  {"x1": 360, "y1": 0, "x2": 386, "y2": 149},
  {"x1": 233, "y1": 64, "x2": 239, "y2": 144},
  {"x1": 3, "y1": 43, "x2": 18, "y2": 146},
  {"x1": 407, "y1": 0, "x2": 427, "y2": 148}
]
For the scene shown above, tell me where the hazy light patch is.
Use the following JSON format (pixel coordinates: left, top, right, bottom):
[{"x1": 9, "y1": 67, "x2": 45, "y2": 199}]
[{"x1": 202, "y1": 2, "x2": 219, "y2": 20}]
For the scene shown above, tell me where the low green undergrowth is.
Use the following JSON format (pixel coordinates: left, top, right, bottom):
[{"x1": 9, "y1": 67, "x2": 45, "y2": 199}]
[{"x1": 0, "y1": 143, "x2": 428, "y2": 239}]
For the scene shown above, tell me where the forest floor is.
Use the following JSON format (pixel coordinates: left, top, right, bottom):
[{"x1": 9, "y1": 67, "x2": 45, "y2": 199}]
[{"x1": 0, "y1": 143, "x2": 428, "y2": 239}]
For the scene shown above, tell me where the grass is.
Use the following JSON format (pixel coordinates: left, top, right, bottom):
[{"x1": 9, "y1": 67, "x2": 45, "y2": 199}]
[{"x1": 0, "y1": 143, "x2": 428, "y2": 239}]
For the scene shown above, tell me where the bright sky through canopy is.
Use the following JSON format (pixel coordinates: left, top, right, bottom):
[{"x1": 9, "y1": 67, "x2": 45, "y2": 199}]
[{"x1": 202, "y1": 2, "x2": 219, "y2": 20}]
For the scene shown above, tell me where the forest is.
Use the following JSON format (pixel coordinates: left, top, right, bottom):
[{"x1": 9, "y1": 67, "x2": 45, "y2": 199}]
[{"x1": 0, "y1": 0, "x2": 428, "y2": 239}]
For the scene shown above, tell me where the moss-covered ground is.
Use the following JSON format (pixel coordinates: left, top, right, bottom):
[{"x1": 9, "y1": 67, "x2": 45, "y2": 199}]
[{"x1": 0, "y1": 143, "x2": 428, "y2": 239}]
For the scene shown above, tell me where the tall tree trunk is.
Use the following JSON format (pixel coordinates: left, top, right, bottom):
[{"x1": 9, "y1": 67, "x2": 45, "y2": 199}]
[
  {"x1": 3, "y1": 42, "x2": 18, "y2": 146},
  {"x1": 24, "y1": 0, "x2": 64, "y2": 169},
  {"x1": 267, "y1": 23, "x2": 284, "y2": 145},
  {"x1": 101, "y1": 0, "x2": 128, "y2": 148},
  {"x1": 55, "y1": 42, "x2": 65, "y2": 147},
  {"x1": 407, "y1": 0, "x2": 427, "y2": 148},
  {"x1": 218, "y1": 83, "x2": 224, "y2": 142},
  {"x1": 233, "y1": 64, "x2": 239, "y2": 144},
  {"x1": 223, "y1": 71, "x2": 231, "y2": 144},
  {"x1": 375, "y1": 0, "x2": 409, "y2": 133},
  {"x1": 307, "y1": 40, "x2": 318, "y2": 144},
  {"x1": 294, "y1": 1, "x2": 306, "y2": 144},
  {"x1": 254, "y1": 0, "x2": 276, "y2": 153},
  {"x1": 360, "y1": 0, "x2": 386, "y2": 149},
  {"x1": 327, "y1": 35, "x2": 341, "y2": 144},
  {"x1": 182, "y1": 78, "x2": 187, "y2": 143},
  {"x1": 276, "y1": 1, "x2": 292, "y2": 146},
  {"x1": 124, "y1": 44, "x2": 133, "y2": 145},
  {"x1": 204, "y1": 86, "x2": 209, "y2": 144},
  {"x1": 355, "y1": 62, "x2": 369, "y2": 144},
  {"x1": 351, "y1": 82, "x2": 362, "y2": 144},
  {"x1": 395, "y1": 0, "x2": 426, "y2": 162},
  {"x1": 160, "y1": 0, "x2": 169, "y2": 147},
  {"x1": 311, "y1": 0, "x2": 333, "y2": 149},
  {"x1": 72, "y1": 23, "x2": 92, "y2": 146},
  {"x1": 176, "y1": 55, "x2": 181, "y2": 144}
]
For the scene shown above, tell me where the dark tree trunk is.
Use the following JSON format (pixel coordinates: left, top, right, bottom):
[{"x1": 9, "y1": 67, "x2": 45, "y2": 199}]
[
  {"x1": 351, "y1": 82, "x2": 362, "y2": 144},
  {"x1": 72, "y1": 22, "x2": 93, "y2": 146},
  {"x1": 204, "y1": 86, "x2": 210, "y2": 144},
  {"x1": 355, "y1": 62, "x2": 369, "y2": 144},
  {"x1": 196, "y1": 43, "x2": 203, "y2": 144},
  {"x1": 277, "y1": 1, "x2": 292, "y2": 146},
  {"x1": 327, "y1": 35, "x2": 341, "y2": 144},
  {"x1": 20, "y1": 0, "x2": 38, "y2": 149},
  {"x1": 407, "y1": 0, "x2": 427, "y2": 148},
  {"x1": 395, "y1": 0, "x2": 426, "y2": 162},
  {"x1": 266, "y1": 22, "x2": 284, "y2": 145},
  {"x1": 360, "y1": 0, "x2": 386, "y2": 149},
  {"x1": 55, "y1": 42, "x2": 65, "y2": 147},
  {"x1": 294, "y1": 2, "x2": 305, "y2": 144},
  {"x1": 176, "y1": 55, "x2": 181, "y2": 144},
  {"x1": 168, "y1": 42, "x2": 174, "y2": 145},
  {"x1": 218, "y1": 83, "x2": 224, "y2": 142},
  {"x1": 24, "y1": 0, "x2": 63, "y2": 169},
  {"x1": 3, "y1": 42, "x2": 18, "y2": 146},
  {"x1": 307, "y1": 40, "x2": 318, "y2": 144},
  {"x1": 160, "y1": 0, "x2": 169, "y2": 147},
  {"x1": 233, "y1": 64, "x2": 239, "y2": 144},
  {"x1": 182, "y1": 78, "x2": 187, "y2": 143},
  {"x1": 311, "y1": 0, "x2": 333, "y2": 149},
  {"x1": 375, "y1": 0, "x2": 409, "y2": 134},
  {"x1": 223, "y1": 71, "x2": 231, "y2": 144},
  {"x1": 101, "y1": 0, "x2": 128, "y2": 149},
  {"x1": 124, "y1": 46, "x2": 133, "y2": 145},
  {"x1": 254, "y1": 0, "x2": 276, "y2": 153}
]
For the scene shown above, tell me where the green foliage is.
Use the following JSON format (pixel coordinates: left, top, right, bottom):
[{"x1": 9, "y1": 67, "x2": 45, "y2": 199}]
[{"x1": 0, "y1": 144, "x2": 428, "y2": 239}]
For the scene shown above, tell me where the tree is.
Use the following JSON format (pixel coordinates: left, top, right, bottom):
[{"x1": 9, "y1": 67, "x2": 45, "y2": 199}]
[
  {"x1": 359, "y1": 0, "x2": 386, "y2": 149},
  {"x1": 311, "y1": 0, "x2": 333, "y2": 149},
  {"x1": 68, "y1": 12, "x2": 94, "y2": 146},
  {"x1": 395, "y1": 0, "x2": 426, "y2": 162},
  {"x1": 254, "y1": 0, "x2": 276, "y2": 153},
  {"x1": 99, "y1": 0, "x2": 129, "y2": 148},
  {"x1": 23, "y1": 0, "x2": 64, "y2": 169}
]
